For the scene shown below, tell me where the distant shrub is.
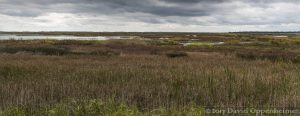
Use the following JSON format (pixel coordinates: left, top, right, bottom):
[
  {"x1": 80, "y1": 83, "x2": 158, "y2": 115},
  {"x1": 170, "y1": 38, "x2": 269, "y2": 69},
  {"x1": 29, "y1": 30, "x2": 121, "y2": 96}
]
[
  {"x1": 270, "y1": 40, "x2": 287, "y2": 46},
  {"x1": 147, "y1": 40, "x2": 179, "y2": 46},
  {"x1": 0, "y1": 47, "x2": 70, "y2": 56},
  {"x1": 256, "y1": 37, "x2": 272, "y2": 42},
  {"x1": 150, "y1": 49, "x2": 161, "y2": 55},
  {"x1": 225, "y1": 40, "x2": 240, "y2": 45},
  {"x1": 55, "y1": 40, "x2": 104, "y2": 45},
  {"x1": 147, "y1": 40, "x2": 162, "y2": 45},
  {"x1": 165, "y1": 40, "x2": 180, "y2": 45},
  {"x1": 293, "y1": 40, "x2": 300, "y2": 45},
  {"x1": 107, "y1": 39, "x2": 147, "y2": 46},
  {"x1": 293, "y1": 55, "x2": 300, "y2": 63},
  {"x1": 240, "y1": 37, "x2": 252, "y2": 41},
  {"x1": 90, "y1": 50, "x2": 120, "y2": 56},
  {"x1": 269, "y1": 38, "x2": 290, "y2": 46},
  {"x1": 291, "y1": 41, "x2": 300, "y2": 46},
  {"x1": 236, "y1": 51, "x2": 300, "y2": 63},
  {"x1": 165, "y1": 51, "x2": 188, "y2": 58}
]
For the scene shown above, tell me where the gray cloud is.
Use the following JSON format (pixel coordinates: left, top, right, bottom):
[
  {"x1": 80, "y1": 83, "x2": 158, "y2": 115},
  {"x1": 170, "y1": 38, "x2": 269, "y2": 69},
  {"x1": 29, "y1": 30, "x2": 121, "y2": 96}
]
[
  {"x1": 0, "y1": 0, "x2": 300, "y2": 31},
  {"x1": 0, "y1": 0, "x2": 236, "y2": 17},
  {"x1": 0, "y1": 0, "x2": 296, "y2": 17}
]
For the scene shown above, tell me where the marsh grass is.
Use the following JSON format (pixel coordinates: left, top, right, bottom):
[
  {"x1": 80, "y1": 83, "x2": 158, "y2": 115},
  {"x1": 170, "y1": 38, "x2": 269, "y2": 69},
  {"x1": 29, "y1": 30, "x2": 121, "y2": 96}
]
[
  {"x1": 236, "y1": 50, "x2": 300, "y2": 63},
  {"x1": 0, "y1": 99, "x2": 205, "y2": 115},
  {"x1": 90, "y1": 49, "x2": 121, "y2": 56},
  {"x1": 0, "y1": 39, "x2": 299, "y2": 115},
  {"x1": 0, "y1": 53, "x2": 299, "y2": 115}
]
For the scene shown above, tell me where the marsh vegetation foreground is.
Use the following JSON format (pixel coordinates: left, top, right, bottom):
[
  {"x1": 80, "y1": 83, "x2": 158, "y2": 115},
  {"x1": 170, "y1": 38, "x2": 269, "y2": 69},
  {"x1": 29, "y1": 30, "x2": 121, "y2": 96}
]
[{"x1": 0, "y1": 32, "x2": 299, "y2": 115}]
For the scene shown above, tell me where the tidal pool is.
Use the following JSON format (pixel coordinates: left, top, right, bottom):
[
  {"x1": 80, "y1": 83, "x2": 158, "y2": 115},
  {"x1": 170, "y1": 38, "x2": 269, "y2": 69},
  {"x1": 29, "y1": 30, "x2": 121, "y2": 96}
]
[{"x1": 0, "y1": 34, "x2": 137, "y2": 40}]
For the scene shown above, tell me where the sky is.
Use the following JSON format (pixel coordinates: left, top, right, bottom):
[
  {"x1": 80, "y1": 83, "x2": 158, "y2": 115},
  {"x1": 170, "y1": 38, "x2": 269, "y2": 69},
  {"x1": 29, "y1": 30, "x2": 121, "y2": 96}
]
[{"x1": 1, "y1": 0, "x2": 300, "y2": 32}]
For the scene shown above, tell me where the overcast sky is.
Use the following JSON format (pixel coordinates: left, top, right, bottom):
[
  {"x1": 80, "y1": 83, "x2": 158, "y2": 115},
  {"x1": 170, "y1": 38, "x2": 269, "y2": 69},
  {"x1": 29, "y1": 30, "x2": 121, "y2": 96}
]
[{"x1": 1, "y1": 0, "x2": 300, "y2": 32}]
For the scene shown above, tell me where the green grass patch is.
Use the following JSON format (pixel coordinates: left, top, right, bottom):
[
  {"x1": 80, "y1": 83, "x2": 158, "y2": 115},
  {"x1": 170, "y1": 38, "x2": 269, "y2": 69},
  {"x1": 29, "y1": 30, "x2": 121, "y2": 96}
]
[
  {"x1": 0, "y1": 99, "x2": 205, "y2": 115},
  {"x1": 185, "y1": 42, "x2": 213, "y2": 47},
  {"x1": 146, "y1": 40, "x2": 180, "y2": 46}
]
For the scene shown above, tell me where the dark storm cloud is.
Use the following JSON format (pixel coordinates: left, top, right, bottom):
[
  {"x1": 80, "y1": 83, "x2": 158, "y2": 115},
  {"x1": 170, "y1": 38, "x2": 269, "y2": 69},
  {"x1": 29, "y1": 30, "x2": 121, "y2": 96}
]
[
  {"x1": 0, "y1": 0, "x2": 212, "y2": 17},
  {"x1": 1, "y1": 0, "x2": 300, "y2": 31},
  {"x1": 161, "y1": 0, "x2": 228, "y2": 3},
  {"x1": 0, "y1": 0, "x2": 228, "y2": 17},
  {"x1": 1, "y1": 0, "x2": 299, "y2": 17}
]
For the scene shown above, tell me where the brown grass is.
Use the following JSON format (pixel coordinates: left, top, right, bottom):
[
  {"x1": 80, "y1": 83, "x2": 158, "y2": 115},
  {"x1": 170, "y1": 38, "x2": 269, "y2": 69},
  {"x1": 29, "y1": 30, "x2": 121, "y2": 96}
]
[
  {"x1": 0, "y1": 39, "x2": 299, "y2": 114},
  {"x1": 0, "y1": 52, "x2": 299, "y2": 112}
]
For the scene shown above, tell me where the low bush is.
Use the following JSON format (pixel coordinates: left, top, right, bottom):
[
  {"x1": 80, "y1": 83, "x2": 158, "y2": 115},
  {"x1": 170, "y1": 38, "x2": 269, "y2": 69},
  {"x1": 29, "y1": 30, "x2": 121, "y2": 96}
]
[{"x1": 165, "y1": 51, "x2": 188, "y2": 58}]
